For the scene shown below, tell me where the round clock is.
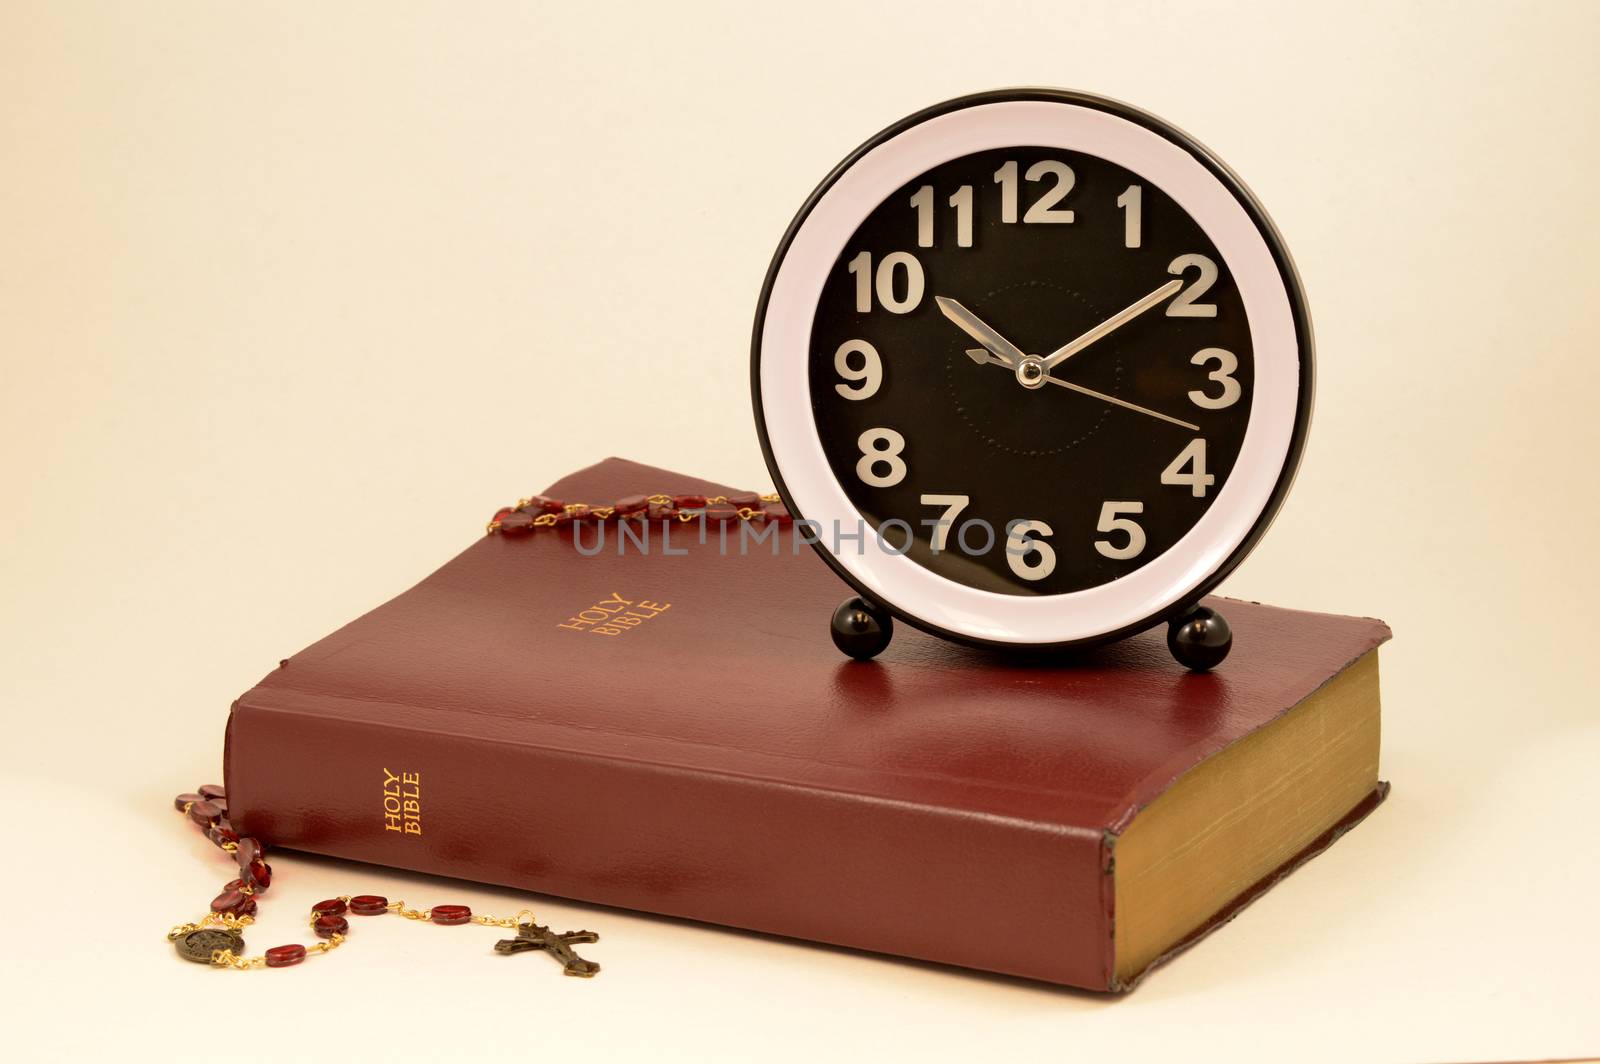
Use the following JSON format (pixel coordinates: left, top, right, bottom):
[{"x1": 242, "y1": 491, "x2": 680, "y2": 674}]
[{"x1": 751, "y1": 89, "x2": 1312, "y2": 668}]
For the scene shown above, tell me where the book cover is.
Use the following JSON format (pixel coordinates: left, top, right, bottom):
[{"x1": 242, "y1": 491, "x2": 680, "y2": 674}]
[{"x1": 225, "y1": 457, "x2": 1390, "y2": 991}]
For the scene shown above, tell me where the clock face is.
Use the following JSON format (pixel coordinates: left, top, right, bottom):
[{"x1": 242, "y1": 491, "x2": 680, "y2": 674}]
[
  {"x1": 808, "y1": 145, "x2": 1254, "y2": 596},
  {"x1": 754, "y1": 91, "x2": 1310, "y2": 647}
]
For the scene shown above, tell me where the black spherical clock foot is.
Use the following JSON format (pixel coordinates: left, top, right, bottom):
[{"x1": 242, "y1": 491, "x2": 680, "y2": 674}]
[
  {"x1": 831, "y1": 596, "x2": 894, "y2": 661},
  {"x1": 1167, "y1": 604, "x2": 1232, "y2": 672}
]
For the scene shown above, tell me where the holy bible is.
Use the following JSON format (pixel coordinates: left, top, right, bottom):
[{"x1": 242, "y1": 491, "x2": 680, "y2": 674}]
[{"x1": 224, "y1": 458, "x2": 1390, "y2": 991}]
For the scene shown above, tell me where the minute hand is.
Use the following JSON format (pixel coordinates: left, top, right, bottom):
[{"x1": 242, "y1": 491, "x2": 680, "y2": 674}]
[{"x1": 1039, "y1": 279, "x2": 1183, "y2": 371}]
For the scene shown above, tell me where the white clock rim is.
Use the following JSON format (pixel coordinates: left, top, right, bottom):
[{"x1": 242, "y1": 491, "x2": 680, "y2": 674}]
[{"x1": 758, "y1": 99, "x2": 1301, "y2": 646}]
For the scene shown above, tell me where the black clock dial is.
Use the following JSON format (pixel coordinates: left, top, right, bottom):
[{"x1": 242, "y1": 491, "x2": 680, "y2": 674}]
[{"x1": 809, "y1": 146, "x2": 1254, "y2": 596}]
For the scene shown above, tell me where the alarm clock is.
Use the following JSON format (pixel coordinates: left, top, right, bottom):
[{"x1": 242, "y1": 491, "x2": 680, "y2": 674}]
[{"x1": 750, "y1": 89, "x2": 1312, "y2": 669}]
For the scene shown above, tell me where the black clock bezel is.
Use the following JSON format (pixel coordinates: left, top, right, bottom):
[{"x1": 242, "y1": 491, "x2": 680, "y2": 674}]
[{"x1": 749, "y1": 87, "x2": 1314, "y2": 652}]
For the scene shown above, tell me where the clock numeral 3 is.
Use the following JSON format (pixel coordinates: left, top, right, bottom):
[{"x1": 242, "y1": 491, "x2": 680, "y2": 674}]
[
  {"x1": 833, "y1": 339, "x2": 883, "y2": 400},
  {"x1": 994, "y1": 160, "x2": 1076, "y2": 224},
  {"x1": 1161, "y1": 439, "x2": 1215, "y2": 497},
  {"x1": 1166, "y1": 254, "x2": 1219, "y2": 317},
  {"x1": 856, "y1": 427, "x2": 907, "y2": 487},
  {"x1": 847, "y1": 250, "x2": 925, "y2": 314},
  {"x1": 1188, "y1": 348, "x2": 1241, "y2": 409},
  {"x1": 1005, "y1": 520, "x2": 1057, "y2": 580},
  {"x1": 1094, "y1": 502, "x2": 1147, "y2": 560}
]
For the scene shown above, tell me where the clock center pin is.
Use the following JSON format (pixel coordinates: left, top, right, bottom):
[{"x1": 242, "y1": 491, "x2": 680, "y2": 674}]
[{"x1": 1015, "y1": 356, "x2": 1048, "y2": 390}]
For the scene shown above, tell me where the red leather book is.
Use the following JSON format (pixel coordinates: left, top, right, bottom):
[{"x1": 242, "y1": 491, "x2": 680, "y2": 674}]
[{"x1": 226, "y1": 458, "x2": 1390, "y2": 991}]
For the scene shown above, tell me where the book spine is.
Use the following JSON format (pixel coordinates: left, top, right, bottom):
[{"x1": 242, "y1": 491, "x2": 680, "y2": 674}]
[{"x1": 225, "y1": 696, "x2": 1113, "y2": 989}]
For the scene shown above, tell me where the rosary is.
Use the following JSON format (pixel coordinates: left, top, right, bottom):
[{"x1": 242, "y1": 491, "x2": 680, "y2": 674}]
[
  {"x1": 169, "y1": 493, "x2": 791, "y2": 973},
  {"x1": 168, "y1": 785, "x2": 601, "y2": 975}
]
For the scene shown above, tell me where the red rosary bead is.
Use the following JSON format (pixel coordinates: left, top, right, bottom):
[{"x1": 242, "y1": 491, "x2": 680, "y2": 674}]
[
  {"x1": 525, "y1": 496, "x2": 565, "y2": 515},
  {"x1": 310, "y1": 898, "x2": 347, "y2": 917},
  {"x1": 726, "y1": 491, "x2": 762, "y2": 509},
  {"x1": 430, "y1": 905, "x2": 472, "y2": 926},
  {"x1": 348, "y1": 895, "x2": 388, "y2": 915},
  {"x1": 313, "y1": 914, "x2": 349, "y2": 939},
  {"x1": 235, "y1": 837, "x2": 264, "y2": 873},
  {"x1": 198, "y1": 784, "x2": 227, "y2": 801},
  {"x1": 264, "y1": 944, "x2": 307, "y2": 968},
  {"x1": 208, "y1": 823, "x2": 239, "y2": 847},
  {"x1": 247, "y1": 860, "x2": 272, "y2": 890},
  {"x1": 211, "y1": 888, "x2": 257, "y2": 917},
  {"x1": 497, "y1": 511, "x2": 535, "y2": 534},
  {"x1": 672, "y1": 494, "x2": 707, "y2": 510},
  {"x1": 187, "y1": 800, "x2": 223, "y2": 826},
  {"x1": 611, "y1": 495, "x2": 648, "y2": 516},
  {"x1": 174, "y1": 792, "x2": 204, "y2": 812}
]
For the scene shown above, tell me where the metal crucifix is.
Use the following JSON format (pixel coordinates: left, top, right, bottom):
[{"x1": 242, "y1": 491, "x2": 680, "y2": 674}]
[{"x1": 494, "y1": 921, "x2": 601, "y2": 977}]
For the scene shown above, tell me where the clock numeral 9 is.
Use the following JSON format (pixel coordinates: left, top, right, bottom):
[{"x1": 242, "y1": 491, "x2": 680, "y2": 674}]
[
  {"x1": 1166, "y1": 254, "x2": 1219, "y2": 317},
  {"x1": 1188, "y1": 348, "x2": 1241, "y2": 409},
  {"x1": 1005, "y1": 520, "x2": 1057, "y2": 580},
  {"x1": 856, "y1": 427, "x2": 907, "y2": 487},
  {"x1": 910, "y1": 185, "x2": 974, "y2": 249},
  {"x1": 994, "y1": 160, "x2": 1075, "y2": 224},
  {"x1": 1161, "y1": 439, "x2": 1215, "y2": 497},
  {"x1": 1094, "y1": 502, "x2": 1147, "y2": 560},
  {"x1": 833, "y1": 339, "x2": 883, "y2": 400},
  {"x1": 847, "y1": 250, "x2": 925, "y2": 314}
]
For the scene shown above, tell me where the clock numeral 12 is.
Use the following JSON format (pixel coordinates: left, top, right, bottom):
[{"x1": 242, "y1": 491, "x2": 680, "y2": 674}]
[
  {"x1": 1161, "y1": 439, "x2": 1215, "y2": 497},
  {"x1": 910, "y1": 185, "x2": 974, "y2": 249},
  {"x1": 993, "y1": 160, "x2": 1075, "y2": 224},
  {"x1": 847, "y1": 250, "x2": 925, "y2": 314}
]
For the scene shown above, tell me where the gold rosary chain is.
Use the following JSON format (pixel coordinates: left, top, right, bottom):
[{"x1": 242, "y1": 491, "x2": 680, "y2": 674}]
[
  {"x1": 174, "y1": 786, "x2": 580, "y2": 972},
  {"x1": 169, "y1": 897, "x2": 540, "y2": 969},
  {"x1": 488, "y1": 491, "x2": 783, "y2": 533}
]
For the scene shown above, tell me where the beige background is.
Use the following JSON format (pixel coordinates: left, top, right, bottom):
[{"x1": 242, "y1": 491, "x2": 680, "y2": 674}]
[{"x1": 3, "y1": 1, "x2": 1598, "y2": 1060}]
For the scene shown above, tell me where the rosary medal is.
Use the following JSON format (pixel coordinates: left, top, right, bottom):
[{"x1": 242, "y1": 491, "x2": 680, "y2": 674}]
[{"x1": 174, "y1": 927, "x2": 245, "y2": 964}]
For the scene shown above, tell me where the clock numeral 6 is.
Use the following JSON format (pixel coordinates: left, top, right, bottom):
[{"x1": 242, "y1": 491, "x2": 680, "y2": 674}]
[
  {"x1": 833, "y1": 339, "x2": 883, "y2": 400},
  {"x1": 856, "y1": 427, "x2": 907, "y2": 487},
  {"x1": 919, "y1": 493, "x2": 970, "y2": 553},
  {"x1": 1161, "y1": 439, "x2": 1215, "y2": 497},
  {"x1": 1188, "y1": 347, "x2": 1241, "y2": 409},
  {"x1": 1094, "y1": 502, "x2": 1147, "y2": 560},
  {"x1": 1005, "y1": 520, "x2": 1057, "y2": 581},
  {"x1": 847, "y1": 250, "x2": 925, "y2": 314},
  {"x1": 1166, "y1": 254, "x2": 1219, "y2": 317}
]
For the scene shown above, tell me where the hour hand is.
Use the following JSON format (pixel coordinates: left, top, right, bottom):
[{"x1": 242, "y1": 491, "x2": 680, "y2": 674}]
[{"x1": 935, "y1": 296, "x2": 1026, "y2": 368}]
